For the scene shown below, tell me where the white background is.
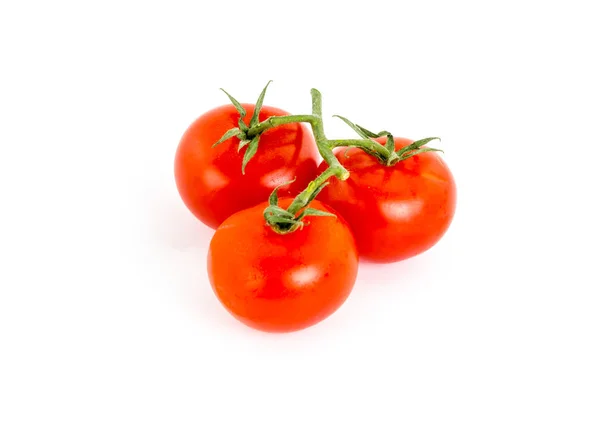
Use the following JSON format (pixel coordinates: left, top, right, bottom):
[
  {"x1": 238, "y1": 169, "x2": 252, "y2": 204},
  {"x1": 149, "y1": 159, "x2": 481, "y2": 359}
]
[{"x1": 1, "y1": 0, "x2": 599, "y2": 420}]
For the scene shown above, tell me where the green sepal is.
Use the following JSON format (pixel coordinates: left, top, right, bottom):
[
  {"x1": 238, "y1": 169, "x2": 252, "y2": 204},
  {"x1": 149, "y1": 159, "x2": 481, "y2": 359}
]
[
  {"x1": 296, "y1": 207, "x2": 336, "y2": 220},
  {"x1": 212, "y1": 127, "x2": 243, "y2": 148},
  {"x1": 237, "y1": 138, "x2": 251, "y2": 152},
  {"x1": 398, "y1": 147, "x2": 443, "y2": 160},
  {"x1": 263, "y1": 203, "x2": 299, "y2": 233},
  {"x1": 267, "y1": 216, "x2": 297, "y2": 225},
  {"x1": 264, "y1": 205, "x2": 295, "y2": 219},
  {"x1": 263, "y1": 179, "x2": 336, "y2": 234},
  {"x1": 268, "y1": 178, "x2": 296, "y2": 206},
  {"x1": 220, "y1": 88, "x2": 245, "y2": 117},
  {"x1": 241, "y1": 136, "x2": 260, "y2": 174},
  {"x1": 355, "y1": 124, "x2": 394, "y2": 151},
  {"x1": 400, "y1": 137, "x2": 440, "y2": 151},
  {"x1": 333, "y1": 115, "x2": 370, "y2": 139},
  {"x1": 354, "y1": 124, "x2": 380, "y2": 138},
  {"x1": 268, "y1": 189, "x2": 278, "y2": 206},
  {"x1": 335, "y1": 115, "x2": 393, "y2": 143},
  {"x1": 335, "y1": 115, "x2": 397, "y2": 157},
  {"x1": 250, "y1": 80, "x2": 272, "y2": 127},
  {"x1": 220, "y1": 88, "x2": 248, "y2": 131},
  {"x1": 396, "y1": 137, "x2": 442, "y2": 161}
]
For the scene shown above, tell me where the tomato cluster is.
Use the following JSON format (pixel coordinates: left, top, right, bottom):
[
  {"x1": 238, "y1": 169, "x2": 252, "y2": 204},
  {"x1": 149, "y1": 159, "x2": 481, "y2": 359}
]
[{"x1": 174, "y1": 85, "x2": 456, "y2": 333}]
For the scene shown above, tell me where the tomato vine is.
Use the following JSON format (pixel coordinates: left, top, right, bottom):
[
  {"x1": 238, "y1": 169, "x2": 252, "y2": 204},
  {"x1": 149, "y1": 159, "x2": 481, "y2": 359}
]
[{"x1": 215, "y1": 82, "x2": 442, "y2": 234}]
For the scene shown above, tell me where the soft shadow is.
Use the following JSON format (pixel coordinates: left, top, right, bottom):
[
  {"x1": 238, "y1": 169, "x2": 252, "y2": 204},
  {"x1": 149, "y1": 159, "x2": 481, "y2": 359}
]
[
  {"x1": 144, "y1": 186, "x2": 240, "y2": 327},
  {"x1": 356, "y1": 255, "x2": 424, "y2": 284},
  {"x1": 148, "y1": 190, "x2": 214, "y2": 250}
]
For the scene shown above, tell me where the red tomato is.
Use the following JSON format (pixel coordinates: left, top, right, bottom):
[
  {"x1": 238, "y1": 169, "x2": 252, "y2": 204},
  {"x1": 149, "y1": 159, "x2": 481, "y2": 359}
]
[
  {"x1": 318, "y1": 138, "x2": 456, "y2": 263},
  {"x1": 175, "y1": 104, "x2": 318, "y2": 229},
  {"x1": 207, "y1": 199, "x2": 358, "y2": 333}
]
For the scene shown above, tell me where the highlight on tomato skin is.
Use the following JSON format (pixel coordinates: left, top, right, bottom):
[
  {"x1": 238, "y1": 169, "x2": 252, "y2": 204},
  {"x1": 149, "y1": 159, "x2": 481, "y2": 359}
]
[
  {"x1": 317, "y1": 137, "x2": 457, "y2": 263},
  {"x1": 174, "y1": 104, "x2": 319, "y2": 229},
  {"x1": 207, "y1": 199, "x2": 358, "y2": 333}
]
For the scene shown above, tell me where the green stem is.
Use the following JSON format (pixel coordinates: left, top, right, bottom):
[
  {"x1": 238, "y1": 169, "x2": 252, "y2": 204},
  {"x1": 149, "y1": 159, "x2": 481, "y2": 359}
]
[
  {"x1": 249, "y1": 90, "x2": 350, "y2": 226},
  {"x1": 308, "y1": 89, "x2": 348, "y2": 173},
  {"x1": 224, "y1": 85, "x2": 436, "y2": 234},
  {"x1": 217, "y1": 83, "x2": 439, "y2": 234},
  {"x1": 284, "y1": 90, "x2": 349, "y2": 217},
  {"x1": 247, "y1": 114, "x2": 316, "y2": 137},
  {"x1": 286, "y1": 166, "x2": 344, "y2": 215},
  {"x1": 328, "y1": 138, "x2": 392, "y2": 159},
  {"x1": 309, "y1": 89, "x2": 326, "y2": 141}
]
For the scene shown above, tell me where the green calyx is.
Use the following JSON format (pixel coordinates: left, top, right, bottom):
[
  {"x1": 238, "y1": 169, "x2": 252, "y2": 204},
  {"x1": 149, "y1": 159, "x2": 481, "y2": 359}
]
[
  {"x1": 332, "y1": 116, "x2": 442, "y2": 166},
  {"x1": 395, "y1": 137, "x2": 442, "y2": 160},
  {"x1": 263, "y1": 179, "x2": 336, "y2": 235},
  {"x1": 212, "y1": 81, "x2": 274, "y2": 174},
  {"x1": 214, "y1": 82, "x2": 443, "y2": 234}
]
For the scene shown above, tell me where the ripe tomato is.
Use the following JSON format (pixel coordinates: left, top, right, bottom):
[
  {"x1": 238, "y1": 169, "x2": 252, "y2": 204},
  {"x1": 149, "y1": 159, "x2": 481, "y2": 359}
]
[
  {"x1": 174, "y1": 104, "x2": 318, "y2": 229},
  {"x1": 318, "y1": 138, "x2": 456, "y2": 263},
  {"x1": 207, "y1": 199, "x2": 358, "y2": 332}
]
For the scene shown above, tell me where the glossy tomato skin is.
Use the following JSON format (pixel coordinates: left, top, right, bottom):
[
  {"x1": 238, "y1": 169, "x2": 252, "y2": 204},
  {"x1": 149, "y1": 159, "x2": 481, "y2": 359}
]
[
  {"x1": 207, "y1": 199, "x2": 358, "y2": 333},
  {"x1": 175, "y1": 104, "x2": 318, "y2": 229},
  {"x1": 318, "y1": 138, "x2": 456, "y2": 263}
]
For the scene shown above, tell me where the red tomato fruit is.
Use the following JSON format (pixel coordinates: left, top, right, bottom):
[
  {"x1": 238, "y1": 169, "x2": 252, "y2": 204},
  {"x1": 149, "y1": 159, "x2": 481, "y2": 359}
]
[
  {"x1": 207, "y1": 199, "x2": 358, "y2": 333},
  {"x1": 175, "y1": 104, "x2": 318, "y2": 229},
  {"x1": 318, "y1": 138, "x2": 456, "y2": 263}
]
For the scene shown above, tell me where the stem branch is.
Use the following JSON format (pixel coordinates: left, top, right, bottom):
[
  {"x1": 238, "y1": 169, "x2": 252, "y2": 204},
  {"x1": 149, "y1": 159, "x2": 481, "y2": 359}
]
[
  {"x1": 328, "y1": 139, "x2": 391, "y2": 158},
  {"x1": 287, "y1": 166, "x2": 344, "y2": 216},
  {"x1": 247, "y1": 114, "x2": 316, "y2": 137},
  {"x1": 219, "y1": 84, "x2": 438, "y2": 234}
]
